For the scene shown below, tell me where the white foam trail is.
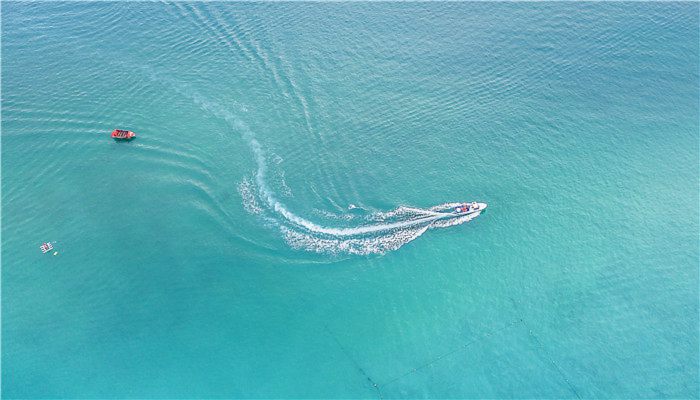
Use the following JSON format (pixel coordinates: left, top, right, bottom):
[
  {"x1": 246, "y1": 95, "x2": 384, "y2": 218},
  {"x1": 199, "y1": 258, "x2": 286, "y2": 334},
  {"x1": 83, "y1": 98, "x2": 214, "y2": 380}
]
[
  {"x1": 237, "y1": 178, "x2": 262, "y2": 215},
  {"x1": 281, "y1": 224, "x2": 433, "y2": 256},
  {"x1": 141, "y1": 69, "x2": 483, "y2": 254},
  {"x1": 209, "y1": 98, "x2": 483, "y2": 252},
  {"x1": 215, "y1": 107, "x2": 439, "y2": 238}
]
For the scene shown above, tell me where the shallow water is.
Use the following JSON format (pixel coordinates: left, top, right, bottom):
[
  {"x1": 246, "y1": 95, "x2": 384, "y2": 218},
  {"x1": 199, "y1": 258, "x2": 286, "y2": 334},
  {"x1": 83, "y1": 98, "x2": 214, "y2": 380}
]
[{"x1": 2, "y1": 2, "x2": 698, "y2": 398}]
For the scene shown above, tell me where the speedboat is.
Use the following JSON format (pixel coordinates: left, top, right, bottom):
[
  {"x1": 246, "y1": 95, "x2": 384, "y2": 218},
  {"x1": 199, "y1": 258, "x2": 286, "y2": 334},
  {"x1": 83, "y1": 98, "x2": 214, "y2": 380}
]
[
  {"x1": 453, "y1": 202, "x2": 488, "y2": 214},
  {"x1": 111, "y1": 129, "x2": 136, "y2": 140}
]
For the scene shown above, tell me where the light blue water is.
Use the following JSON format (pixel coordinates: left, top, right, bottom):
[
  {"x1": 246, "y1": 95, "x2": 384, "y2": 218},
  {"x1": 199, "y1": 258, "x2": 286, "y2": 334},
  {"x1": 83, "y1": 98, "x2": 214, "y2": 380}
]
[{"x1": 2, "y1": 2, "x2": 698, "y2": 398}]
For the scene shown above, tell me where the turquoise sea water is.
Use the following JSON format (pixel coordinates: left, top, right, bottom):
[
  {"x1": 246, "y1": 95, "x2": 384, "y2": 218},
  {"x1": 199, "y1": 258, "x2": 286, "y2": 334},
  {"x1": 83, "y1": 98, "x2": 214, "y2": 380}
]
[{"x1": 2, "y1": 2, "x2": 699, "y2": 398}]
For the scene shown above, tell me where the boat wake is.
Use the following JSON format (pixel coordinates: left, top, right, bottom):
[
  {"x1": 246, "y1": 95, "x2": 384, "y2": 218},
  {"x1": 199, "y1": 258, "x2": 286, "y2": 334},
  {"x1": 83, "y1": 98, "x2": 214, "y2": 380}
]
[
  {"x1": 149, "y1": 73, "x2": 485, "y2": 255},
  {"x1": 241, "y1": 172, "x2": 484, "y2": 255},
  {"x1": 237, "y1": 137, "x2": 486, "y2": 255},
  {"x1": 278, "y1": 205, "x2": 484, "y2": 255}
]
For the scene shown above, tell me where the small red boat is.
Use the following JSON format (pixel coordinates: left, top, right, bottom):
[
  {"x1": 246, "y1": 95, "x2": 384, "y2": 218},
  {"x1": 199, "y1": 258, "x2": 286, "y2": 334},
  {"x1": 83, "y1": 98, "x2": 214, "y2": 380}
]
[{"x1": 111, "y1": 129, "x2": 136, "y2": 140}]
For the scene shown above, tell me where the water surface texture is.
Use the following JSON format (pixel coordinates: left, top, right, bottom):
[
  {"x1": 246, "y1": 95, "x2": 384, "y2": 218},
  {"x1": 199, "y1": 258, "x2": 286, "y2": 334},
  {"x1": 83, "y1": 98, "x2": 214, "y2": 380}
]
[{"x1": 2, "y1": 2, "x2": 699, "y2": 398}]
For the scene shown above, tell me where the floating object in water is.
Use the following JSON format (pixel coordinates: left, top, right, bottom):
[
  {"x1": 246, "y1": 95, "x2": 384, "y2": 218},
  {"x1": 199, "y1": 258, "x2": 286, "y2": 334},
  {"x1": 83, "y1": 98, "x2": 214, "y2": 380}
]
[
  {"x1": 40, "y1": 242, "x2": 53, "y2": 253},
  {"x1": 53, "y1": 251, "x2": 58, "y2": 256},
  {"x1": 111, "y1": 129, "x2": 136, "y2": 140}
]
